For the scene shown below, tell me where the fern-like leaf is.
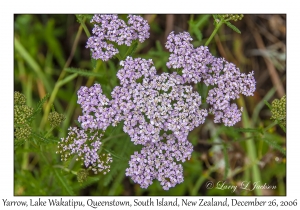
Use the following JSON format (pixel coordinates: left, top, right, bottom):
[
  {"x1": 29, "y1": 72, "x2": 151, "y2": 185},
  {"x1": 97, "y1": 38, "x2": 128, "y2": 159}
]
[
  {"x1": 28, "y1": 93, "x2": 50, "y2": 122},
  {"x1": 225, "y1": 21, "x2": 241, "y2": 34},
  {"x1": 31, "y1": 131, "x2": 60, "y2": 144}
]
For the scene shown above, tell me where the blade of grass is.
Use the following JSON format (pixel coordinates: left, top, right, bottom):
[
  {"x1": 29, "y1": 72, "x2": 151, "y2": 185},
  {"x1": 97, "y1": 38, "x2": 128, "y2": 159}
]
[
  {"x1": 223, "y1": 143, "x2": 229, "y2": 180},
  {"x1": 41, "y1": 22, "x2": 83, "y2": 129},
  {"x1": 252, "y1": 87, "x2": 276, "y2": 125},
  {"x1": 14, "y1": 38, "x2": 52, "y2": 92},
  {"x1": 237, "y1": 96, "x2": 262, "y2": 195},
  {"x1": 53, "y1": 169, "x2": 75, "y2": 195}
]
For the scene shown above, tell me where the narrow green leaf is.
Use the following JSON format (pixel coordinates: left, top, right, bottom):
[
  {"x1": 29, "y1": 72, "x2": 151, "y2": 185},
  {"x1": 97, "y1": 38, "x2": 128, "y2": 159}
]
[
  {"x1": 195, "y1": 14, "x2": 211, "y2": 28},
  {"x1": 225, "y1": 21, "x2": 241, "y2": 34},
  {"x1": 264, "y1": 100, "x2": 272, "y2": 110},
  {"x1": 235, "y1": 127, "x2": 263, "y2": 134},
  {"x1": 53, "y1": 169, "x2": 75, "y2": 195},
  {"x1": 278, "y1": 123, "x2": 286, "y2": 133},
  {"x1": 65, "y1": 67, "x2": 103, "y2": 78},
  {"x1": 91, "y1": 57, "x2": 97, "y2": 70},
  {"x1": 124, "y1": 41, "x2": 138, "y2": 58},
  {"x1": 103, "y1": 148, "x2": 123, "y2": 160},
  {"x1": 262, "y1": 138, "x2": 286, "y2": 155},
  {"x1": 223, "y1": 144, "x2": 229, "y2": 180},
  {"x1": 194, "y1": 30, "x2": 203, "y2": 42},
  {"x1": 155, "y1": 40, "x2": 163, "y2": 51},
  {"x1": 252, "y1": 87, "x2": 276, "y2": 124},
  {"x1": 114, "y1": 53, "x2": 122, "y2": 61}
]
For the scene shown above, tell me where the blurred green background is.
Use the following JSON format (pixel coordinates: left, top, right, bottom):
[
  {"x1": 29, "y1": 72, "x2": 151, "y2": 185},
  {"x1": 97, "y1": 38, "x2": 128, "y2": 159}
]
[{"x1": 14, "y1": 14, "x2": 286, "y2": 195}]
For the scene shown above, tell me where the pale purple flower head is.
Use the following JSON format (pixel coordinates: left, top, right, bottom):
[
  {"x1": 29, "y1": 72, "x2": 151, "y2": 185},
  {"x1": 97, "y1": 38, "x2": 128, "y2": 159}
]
[
  {"x1": 86, "y1": 14, "x2": 150, "y2": 61},
  {"x1": 68, "y1": 29, "x2": 256, "y2": 190},
  {"x1": 165, "y1": 31, "x2": 256, "y2": 126},
  {"x1": 125, "y1": 133, "x2": 193, "y2": 190},
  {"x1": 113, "y1": 57, "x2": 208, "y2": 145},
  {"x1": 77, "y1": 84, "x2": 116, "y2": 130}
]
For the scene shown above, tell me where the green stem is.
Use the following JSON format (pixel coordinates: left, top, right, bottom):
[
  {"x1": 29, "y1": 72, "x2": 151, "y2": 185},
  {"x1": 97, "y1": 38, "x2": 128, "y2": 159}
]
[
  {"x1": 238, "y1": 97, "x2": 262, "y2": 195},
  {"x1": 227, "y1": 159, "x2": 259, "y2": 180},
  {"x1": 191, "y1": 165, "x2": 218, "y2": 195},
  {"x1": 102, "y1": 133, "x2": 127, "y2": 144},
  {"x1": 80, "y1": 18, "x2": 91, "y2": 37},
  {"x1": 44, "y1": 127, "x2": 55, "y2": 138},
  {"x1": 123, "y1": 40, "x2": 138, "y2": 59},
  {"x1": 53, "y1": 165, "x2": 77, "y2": 175},
  {"x1": 40, "y1": 73, "x2": 78, "y2": 128},
  {"x1": 205, "y1": 21, "x2": 223, "y2": 46},
  {"x1": 263, "y1": 121, "x2": 278, "y2": 132}
]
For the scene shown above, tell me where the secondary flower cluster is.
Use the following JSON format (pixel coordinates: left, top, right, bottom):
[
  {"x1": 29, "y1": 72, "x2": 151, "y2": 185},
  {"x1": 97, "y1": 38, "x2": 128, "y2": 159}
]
[
  {"x1": 271, "y1": 95, "x2": 286, "y2": 128},
  {"x1": 48, "y1": 111, "x2": 65, "y2": 127},
  {"x1": 14, "y1": 91, "x2": 33, "y2": 141},
  {"x1": 165, "y1": 31, "x2": 256, "y2": 126},
  {"x1": 57, "y1": 127, "x2": 112, "y2": 175},
  {"x1": 86, "y1": 14, "x2": 150, "y2": 61}
]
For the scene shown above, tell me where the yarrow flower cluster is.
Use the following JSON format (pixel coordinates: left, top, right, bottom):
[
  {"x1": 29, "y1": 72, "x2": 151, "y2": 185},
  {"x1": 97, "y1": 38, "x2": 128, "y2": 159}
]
[
  {"x1": 61, "y1": 15, "x2": 256, "y2": 189},
  {"x1": 115, "y1": 57, "x2": 208, "y2": 144},
  {"x1": 165, "y1": 31, "x2": 256, "y2": 126},
  {"x1": 14, "y1": 91, "x2": 33, "y2": 141},
  {"x1": 86, "y1": 14, "x2": 150, "y2": 61},
  {"x1": 57, "y1": 127, "x2": 112, "y2": 175},
  {"x1": 219, "y1": 14, "x2": 244, "y2": 21},
  {"x1": 270, "y1": 95, "x2": 286, "y2": 128},
  {"x1": 74, "y1": 56, "x2": 207, "y2": 188},
  {"x1": 48, "y1": 111, "x2": 65, "y2": 127}
]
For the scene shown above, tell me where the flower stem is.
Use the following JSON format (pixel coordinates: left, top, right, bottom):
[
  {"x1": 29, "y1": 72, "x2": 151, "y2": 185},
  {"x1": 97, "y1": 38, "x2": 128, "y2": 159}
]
[
  {"x1": 81, "y1": 20, "x2": 91, "y2": 37},
  {"x1": 40, "y1": 73, "x2": 78, "y2": 129},
  {"x1": 238, "y1": 96, "x2": 262, "y2": 195},
  {"x1": 205, "y1": 21, "x2": 223, "y2": 46},
  {"x1": 53, "y1": 165, "x2": 77, "y2": 175}
]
